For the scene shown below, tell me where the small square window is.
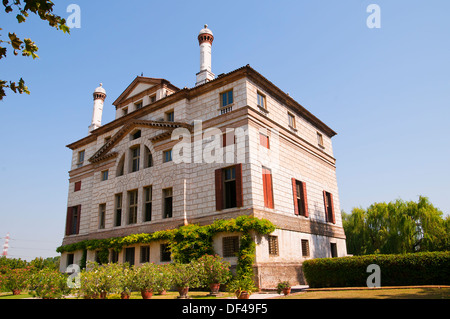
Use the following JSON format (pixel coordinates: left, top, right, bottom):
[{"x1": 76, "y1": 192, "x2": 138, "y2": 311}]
[
  {"x1": 268, "y1": 235, "x2": 279, "y2": 256},
  {"x1": 77, "y1": 150, "x2": 85, "y2": 168},
  {"x1": 220, "y1": 90, "x2": 233, "y2": 107},
  {"x1": 222, "y1": 236, "x2": 239, "y2": 257},
  {"x1": 163, "y1": 149, "x2": 172, "y2": 163},
  {"x1": 123, "y1": 107, "x2": 128, "y2": 116},
  {"x1": 317, "y1": 132, "x2": 324, "y2": 148},
  {"x1": 288, "y1": 113, "x2": 296, "y2": 129},
  {"x1": 131, "y1": 130, "x2": 141, "y2": 140},
  {"x1": 135, "y1": 101, "x2": 143, "y2": 110},
  {"x1": 301, "y1": 239, "x2": 310, "y2": 257},
  {"x1": 101, "y1": 170, "x2": 109, "y2": 181},
  {"x1": 74, "y1": 181, "x2": 81, "y2": 192},
  {"x1": 150, "y1": 95, "x2": 156, "y2": 103},
  {"x1": 257, "y1": 91, "x2": 266, "y2": 109},
  {"x1": 165, "y1": 110, "x2": 174, "y2": 122}
]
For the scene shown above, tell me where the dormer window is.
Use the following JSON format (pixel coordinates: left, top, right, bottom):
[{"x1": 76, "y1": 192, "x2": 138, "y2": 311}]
[{"x1": 150, "y1": 94, "x2": 156, "y2": 103}]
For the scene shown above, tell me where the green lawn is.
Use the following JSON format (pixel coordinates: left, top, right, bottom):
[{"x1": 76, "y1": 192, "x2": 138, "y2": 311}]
[{"x1": 277, "y1": 287, "x2": 450, "y2": 299}]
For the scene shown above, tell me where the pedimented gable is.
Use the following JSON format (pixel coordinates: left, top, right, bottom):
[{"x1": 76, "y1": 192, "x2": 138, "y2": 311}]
[
  {"x1": 113, "y1": 76, "x2": 180, "y2": 108},
  {"x1": 88, "y1": 119, "x2": 192, "y2": 163}
]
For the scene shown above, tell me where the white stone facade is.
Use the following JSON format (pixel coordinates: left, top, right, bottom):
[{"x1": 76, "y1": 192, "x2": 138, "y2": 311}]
[{"x1": 60, "y1": 65, "x2": 346, "y2": 288}]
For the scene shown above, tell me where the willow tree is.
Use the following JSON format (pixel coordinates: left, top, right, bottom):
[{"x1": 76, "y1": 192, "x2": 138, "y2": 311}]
[{"x1": 343, "y1": 196, "x2": 449, "y2": 255}]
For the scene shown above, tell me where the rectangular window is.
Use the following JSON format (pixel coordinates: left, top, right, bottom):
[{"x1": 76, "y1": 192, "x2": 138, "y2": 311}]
[
  {"x1": 323, "y1": 191, "x2": 335, "y2": 223},
  {"x1": 124, "y1": 247, "x2": 135, "y2": 266},
  {"x1": 110, "y1": 250, "x2": 119, "y2": 263},
  {"x1": 131, "y1": 130, "x2": 141, "y2": 140},
  {"x1": 165, "y1": 110, "x2": 174, "y2": 122},
  {"x1": 98, "y1": 204, "x2": 106, "y2": 229},
  {"x1": 215, "y1": 164, "x2": 243, "y2": 211},
  {"x1": 130, "y1": 146, "x2": 140, "y2": 172},
  {"x1": 128, "y1": 190, "x2": 138, "y2": 224},
  {"x1": 160, "y1": 244, "x2": 171, "y2": 262},
  {"x1": 268, "y1": 235, "x2": 279, "y2": 256},
  {"x1": 101, "y1": 170, "x2": 108, "y2": 181},
  {"x1": 135, "y1": 101, "x2": 143, "y2": 110},
  {"x1": 262, "y1": 167, "x2": 274, "y2": 209},
  {"x1": 67, "y1": 254, "x2": 74, "y2": 267},
  {"x1": 149, "y1": 94, "x2": 156, "y2": 103},
  {"x1": 317, "y1": 132, "x2": 324, "y2": 148},
  {"x1": 163, "y1": 188, "x2": 173, "y2": 219},
  {"x1": 220, "y1": 89, "x2": 233, "y2": 107},
  {"x1": 293, "y1": 180, "x2": 308, "y2": 217},
  {"x1": 224, "y1": 167, "x2": 236, "y2": 209},
  {"x1": 66, "y1": 205, "x2": 81, "y2": 235},
  {"x1": 222, "y1": 236, "x2": 239, "y2": 257},
  {"x1": 288, "y1": 113, "x2": 296, "y2": 129},
  {"x1": 257, "y1": 91, "x2": 266, "y2": 109},
  {"x1": 259, "y1": 133, "x2": 270, "y2": 149},
  {"x1": 163, "y1": 149, "x2": 172, "y2": 163},
  {"x1": 123, "y1": 107, "x2": 128, "y2": 116},
  {"x1": 143, "y1": 186, "x2": 152, "y2": 222},
  {"x1": 140, "y1": 246, "x2": 150, "y2": 263},
  {"x1": 301, "y1": 239, "x2": 310, "y2": 257},
  {"x1": 77, "y1": 150, "x2": 85, "y2": 168},
  {"x1": 114, "y1": 194, "x2": 122, "y2": 227},
  {"x1": 74, "y1": 181, "x2": 81, "y2": 192},
  {"x1": 330, "y1": 243, "x2": 338, "y2": 258}
]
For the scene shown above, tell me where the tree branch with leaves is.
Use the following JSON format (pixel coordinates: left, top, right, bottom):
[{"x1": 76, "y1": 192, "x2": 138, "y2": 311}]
[{"x1": 0, "y1": 0, "x2": 70, "y2": 100}]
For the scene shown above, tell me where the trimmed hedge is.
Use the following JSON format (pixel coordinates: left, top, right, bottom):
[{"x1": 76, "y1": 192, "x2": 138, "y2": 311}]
[{"x1": 303, "y1": 251, "x2": 450, "y2": 288}]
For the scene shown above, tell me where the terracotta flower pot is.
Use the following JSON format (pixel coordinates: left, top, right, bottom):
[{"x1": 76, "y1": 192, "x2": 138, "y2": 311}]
[
  {"x1": 12, "y1": 289, "x2": 21, "y2": 295},
  {"x1": 282, "y1": 287, "x2": 291, "y2": 296},
  {"x1": 141, "y1": 289, "x2": 153, "y2": 299},
  {"x1": 177, "y1": 287, "x2": 189, "y2": 299},
  {"x1": 210, "y1": 283, "x2": 220, "y2": 294},
  {"x1": 121, "y1": 291, "x2": 130, "y2": 299},
  {"x1": 237, "y1": 291, "x2": 250, "y2": 299}
]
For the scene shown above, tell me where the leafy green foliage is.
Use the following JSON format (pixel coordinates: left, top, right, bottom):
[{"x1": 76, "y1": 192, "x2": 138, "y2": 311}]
[
  {"x1": 343, "y1": 196, "x2": 450, "y2": 255},
  {"x1": 303, "y1": 251, "x2": 450, "y2": 288},
  {"x1": 0, "y1": 0, "x2": 70, "y2": 99}
]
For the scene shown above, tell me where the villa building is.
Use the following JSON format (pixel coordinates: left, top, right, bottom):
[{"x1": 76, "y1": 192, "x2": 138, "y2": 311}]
[{"x1": 59, "y1": 25, "x2": 346, "y2": 288}]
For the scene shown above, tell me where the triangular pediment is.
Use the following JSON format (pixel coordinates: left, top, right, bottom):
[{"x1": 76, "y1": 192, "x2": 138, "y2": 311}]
[
  {"x1": 88, "y1": 119, "x2": 192, "y2": 163},
  {"x1": 113, "y1": 76, "x2": 176, "y2": 107}
]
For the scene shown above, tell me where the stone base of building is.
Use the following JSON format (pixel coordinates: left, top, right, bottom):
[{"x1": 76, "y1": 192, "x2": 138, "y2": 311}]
[{"x1": 253, "y1": 262, "x2": 307, "y2": 290}]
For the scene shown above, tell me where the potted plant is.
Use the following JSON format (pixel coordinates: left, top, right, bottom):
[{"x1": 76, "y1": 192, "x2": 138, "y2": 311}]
[
  {"x1": 197, "y1": 254, "x2": 231, "y2": 295},
  {"x1": 78, "y1": 262, "x2": 120, "y2": 299},
  {"x1": 227, "y1": 275, "x2": 257, "y2": 299},
  {"x1": 170, "y1": 261, "x2": 202, "y2": 299},
  {"x1": 153, "y1": 264, "x2": 172, "y2": 295},
  {"x1": 133, "y1": 263, "x2": 160, "y2": 299},
  {"x1": 276, "y1": 281, "x2": 291, "y2": 296},
  {"x1": 116, "y1": 265, "x2": 135, "y2": 299},
  {"x1": 2, "y1": 267, "x2": 30, "y2": 295}
]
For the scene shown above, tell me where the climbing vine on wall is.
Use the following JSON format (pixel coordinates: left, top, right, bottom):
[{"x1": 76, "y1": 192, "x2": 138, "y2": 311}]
[{"x1": 57, "y1": 216, "x2": 276, "y2": 277}]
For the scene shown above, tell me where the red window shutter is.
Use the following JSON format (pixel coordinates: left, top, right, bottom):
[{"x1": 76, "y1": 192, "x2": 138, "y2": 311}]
[
  {"x1": 259, "y1": 133, "x2": 269, "y2": 149},
  {"x1": 292, "y1": 178, "x2": 299, "y2": 215},
  {"x1": 215, "y1": 168, "x2": 223, "y2": 211},
  {"x1": 235, "y1": 163, "x2": 243, "y2": 207},
  {"x1": 262, "y1": 168, "x2": 273, "y2": 208},
  {"x1": 302, "y1": 182, "x2": 309, "y2": 218},
  {"x1": 323, "y1": 191, "x2": 328, "y2": 222},
  {"x1": 329, "y1": 193, "x2": 335, "y2": 224},
  {"x1": 65, "y1": 207, "x2": 73, "y2": 236},
  {"x1": 76, "y1": 205, "x2": 81, "y2": 234},
  {"x1": 74, "y1": 181, "x2": 81, "y2": 192}
]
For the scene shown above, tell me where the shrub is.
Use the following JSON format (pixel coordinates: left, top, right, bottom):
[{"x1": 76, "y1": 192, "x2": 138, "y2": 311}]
[
  {"x1": 303, "y1": 251, "x2": 450, "y2": 288},
  {"x1": 78, "y1": 262, "x2": 122, "y2": 298},
  {"x1": 170, "y1": 261, "x2": 203, "y2": 289},
  {"x1": 133, "y1": 262, "x2": 160, "y2": 292},
  {"x1": 1, "y1": 267, "x2": 31, "y2": 294},
  {"x1": 197, "y1": 254, "x2": 231, "y2": 285},
  {"x1": 29, "y1": 268, "x2": 70, "y2": 299},
  {"x1": 227, "y1": 275, "x2": 257, "y2": 297}
]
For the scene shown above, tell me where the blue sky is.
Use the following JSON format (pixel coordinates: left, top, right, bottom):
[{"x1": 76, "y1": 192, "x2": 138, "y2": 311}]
[{"x1": 0, "y1": 0, "x2": 449, "y2": 260}]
